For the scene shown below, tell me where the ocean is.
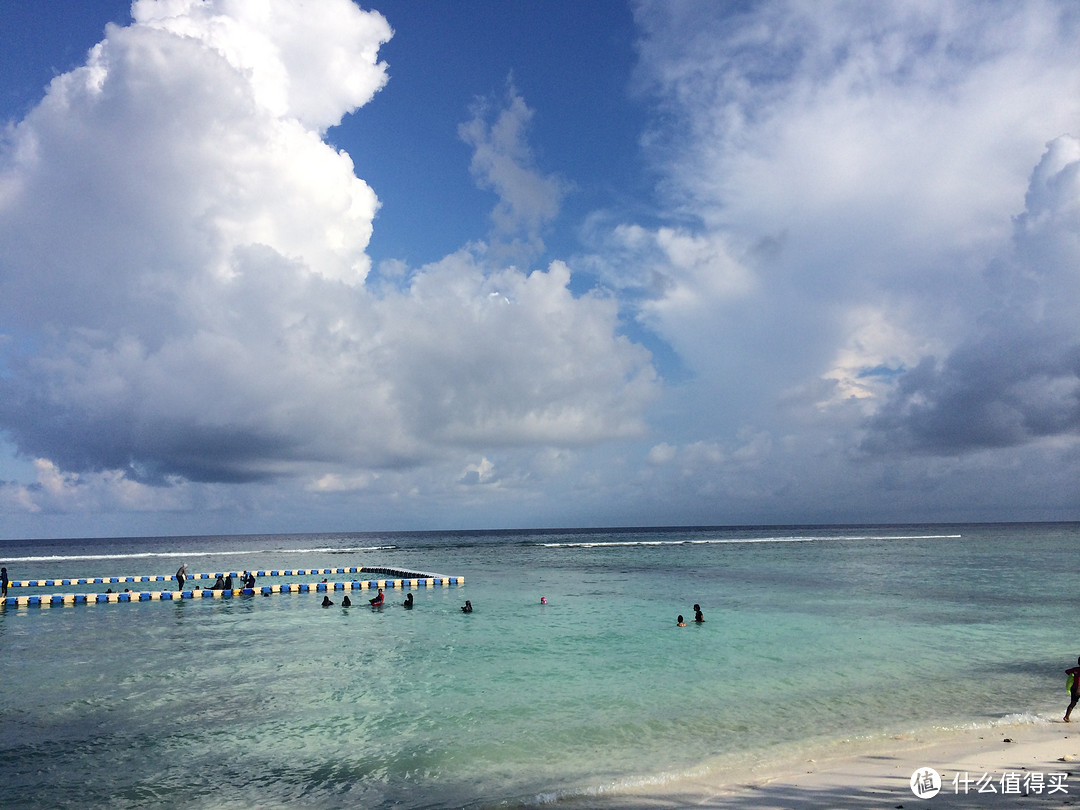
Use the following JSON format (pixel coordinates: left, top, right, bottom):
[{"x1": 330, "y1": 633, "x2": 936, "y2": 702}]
[{"x1": 0, "y1": 523, "x2": 1076, "y2": 808}]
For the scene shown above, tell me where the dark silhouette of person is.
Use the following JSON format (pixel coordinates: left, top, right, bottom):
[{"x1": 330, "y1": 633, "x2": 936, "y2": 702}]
[
  {"x1": 322, "y1": 595, "x2": 334, "y2": 607},
  {"x1": 341, "y1": 595, "x2": 352, "y2": 607},
  {"x1": 1065, "y1": 656, "x2": 1080, "y2": 721},
  {"x1": 461, "y1": 600, "x2": 472, "y2": 613},
  {"x1": 694, "y1": 604, "x2": 704, "y2": 623},
  {"x1": 403, "y1": 592, "x2": 414, "y2": 609},
  {"x1": 175, "y1": 564, "x2": 187, "y2": 591},
  {"x1": 677, "y1": 615, "x2": 687, "y2": 626},
  {"x1": 1, "y1": 566, "x2": 8, "y2": 597}
]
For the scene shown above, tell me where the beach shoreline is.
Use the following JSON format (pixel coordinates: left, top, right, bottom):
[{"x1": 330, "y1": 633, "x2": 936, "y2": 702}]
[{"x1": 552, "y1": 714, "x2": 1080, "y2": 808}]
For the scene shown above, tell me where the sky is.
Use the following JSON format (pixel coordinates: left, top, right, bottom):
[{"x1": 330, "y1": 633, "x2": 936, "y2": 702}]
[{"x1": 0, "y1": 0, "x2": 1079, "y2": 540}]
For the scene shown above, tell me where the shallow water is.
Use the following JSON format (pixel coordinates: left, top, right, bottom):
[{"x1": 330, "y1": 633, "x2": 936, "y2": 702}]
[{"x1": 1, "y1": 524, "x2": 1076, "y2": 808}]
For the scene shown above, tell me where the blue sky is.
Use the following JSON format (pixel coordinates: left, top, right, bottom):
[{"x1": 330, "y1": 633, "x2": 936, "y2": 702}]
[{"x1": 1, "y1": 0, "x2": 1079, "y2": 539}]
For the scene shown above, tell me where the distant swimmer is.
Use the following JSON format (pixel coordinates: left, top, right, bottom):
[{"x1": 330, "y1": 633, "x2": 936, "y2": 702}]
[
  {"x1": 369, "y1": 588, "x2": 384, "y2": 607},
  {"x1": 540, "y1": 596, "x2": 547, "y2": 605},
  {"x1": 224, "y1": 574, "x2": 233, "y2": 590},
  {"x1": 694, "y1": 604, "x2": 704, "y2": 623},
  {"x1": 461, "y1": 600, "x2": 473, "y2": 613},
  {"x1": 403, "y1": 593, "x2": 414, "y2": 609},
  {"x1": 212, "y1": 575, "x2": 225, "y2": 590},
  {"x1": 322, "y1": 595, "x2": 334, "y2": 607},
  {"x1": 175, "y1": 564, "x2": 187, "y2": 591},
  {"x1": 341, "y1": 595, "x2": 352, "y2": 607},
  {"x1": 1065, "y1": 656, "x2": 1080, "y2": 721},
  {"x1": 677, "y1": 615, "x2": 686, "y2": 627}
]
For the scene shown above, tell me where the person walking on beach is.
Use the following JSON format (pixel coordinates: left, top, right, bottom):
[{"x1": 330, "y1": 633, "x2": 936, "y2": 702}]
[
  {"x1": 175, "y1": 564, "x2": 187, "y2": 591},
  {"x1": 1065, "y1": 656, "x2": 1080, "y2": 721}
]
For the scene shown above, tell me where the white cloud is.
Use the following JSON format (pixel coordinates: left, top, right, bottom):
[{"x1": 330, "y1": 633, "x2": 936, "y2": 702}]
[
  {"x1": 616, "y1": 0, "x2": 1080, "y2": 446},
  {"x1": 131, "y1": 0, "x2": 392, "y2": 131},
  {"x1": 0, "y1": 458, "x2": 192, "y2": 515},
  {"x1": 2, "y1": 0, "x2": 1079, "y2": 533},
  {"x1": 459, "y1": 78, "x2": 570, "y2": 266},
  {"x1": 0, "y1": 1, "x2": 656, "y2": 510}
]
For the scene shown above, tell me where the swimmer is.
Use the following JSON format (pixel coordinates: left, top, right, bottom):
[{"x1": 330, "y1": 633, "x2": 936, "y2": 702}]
[
  {"x1": 540, "y1": 596, "x2": 547, "y2": 604},
  {"x1": 369, "y1": 588, "x2": 384, "y2": 607},
  {"x1": 341, "y1": 595, "x2": 352, "y2": 607},
  {"x1": 677, "y1": 615, "x2": 686, "y2": 627},
  {"x1": 403, "y1": 593, "x2": 414, "y2": 608},
  {"x1": 461, "y1": 600, "x2": 473, "y2": 613},
  {"x1": 694, "y1": 604, "x2": 704, "y2": 623},
  {"x1": 321, "y1": 595, "x2": 334, "y2": 607}
]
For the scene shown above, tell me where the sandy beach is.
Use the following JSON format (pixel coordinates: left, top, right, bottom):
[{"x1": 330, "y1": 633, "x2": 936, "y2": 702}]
[{"x1": 565, "y1": 717, "x2": 1080, "y2": 809}]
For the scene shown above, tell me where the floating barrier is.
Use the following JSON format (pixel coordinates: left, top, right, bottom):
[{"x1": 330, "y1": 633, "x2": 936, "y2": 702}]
[
  {"x1": 4, "y1": 566, "x2": 434, "y2": 588},
  {"x1": 2, "y1": 568, "x2": 463, "y2": 609}
]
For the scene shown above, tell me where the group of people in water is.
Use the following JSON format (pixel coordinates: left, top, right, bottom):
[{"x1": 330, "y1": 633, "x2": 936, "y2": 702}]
[
  {"x1": 169, "y1": 566, "x2": 460, "y2": 611},
  {"x1": 321, "y1": 588, "x2": 429, "y2": 609},
  {"x1": 676, "y1": 604, "x2": 705, "y2": 627},
  {"x1": 174, "y1": 564, "x2": 256, "y2": 592}
]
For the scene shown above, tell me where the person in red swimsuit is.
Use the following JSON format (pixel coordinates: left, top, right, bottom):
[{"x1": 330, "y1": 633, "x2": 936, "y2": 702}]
[{"x1": 369, "y1": 587, "x2": 384, "y2": 607}]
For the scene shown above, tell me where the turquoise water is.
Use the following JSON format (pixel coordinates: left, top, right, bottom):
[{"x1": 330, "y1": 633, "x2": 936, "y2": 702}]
[{"x1": 1, "y1": 524, "x2": 1077, "y2": 808}]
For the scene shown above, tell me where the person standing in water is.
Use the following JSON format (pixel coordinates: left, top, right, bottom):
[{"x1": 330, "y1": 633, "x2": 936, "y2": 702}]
[
  {"x1": 1065, "y1": 656, "x2": 1080, "y2": 721},
  {"x1": 693, "y1": 604, "x2": 704, "y2": 623},
  {"x1": 175, "y1": 564, "x2": 187, "y2": 591}
]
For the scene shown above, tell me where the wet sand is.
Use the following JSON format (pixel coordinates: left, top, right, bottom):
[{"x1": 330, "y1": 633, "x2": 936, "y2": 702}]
[{"x1": 557, "y1": 718, "x2": 1080, "y2": 808}]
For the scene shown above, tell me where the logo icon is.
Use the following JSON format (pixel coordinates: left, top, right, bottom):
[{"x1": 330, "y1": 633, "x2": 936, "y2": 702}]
[{"x1": 911, "y1": 767, "x2": 942, "y2": 799}]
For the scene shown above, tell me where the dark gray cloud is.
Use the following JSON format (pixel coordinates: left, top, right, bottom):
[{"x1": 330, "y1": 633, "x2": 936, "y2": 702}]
[{"x1": 863, "y1": 135, "x2": 1080, "y2": 456}]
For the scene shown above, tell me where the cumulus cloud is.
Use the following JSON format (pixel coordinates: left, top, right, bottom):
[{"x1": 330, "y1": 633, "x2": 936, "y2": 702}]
[
  {"x1": 862, "y1": 135, "x2": 1080, "y2": 454},
  {"x1": 0, "y1": 0, "x2": 655, "y2": 502},
  {"x1": 616, "y1": 0, "x2": 1080, "y2": 447}
]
